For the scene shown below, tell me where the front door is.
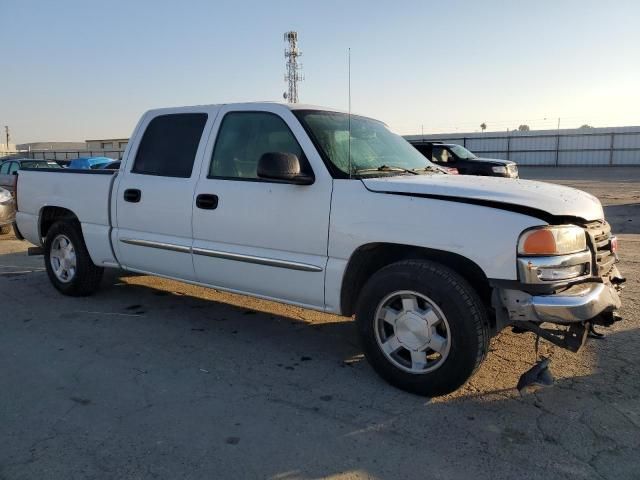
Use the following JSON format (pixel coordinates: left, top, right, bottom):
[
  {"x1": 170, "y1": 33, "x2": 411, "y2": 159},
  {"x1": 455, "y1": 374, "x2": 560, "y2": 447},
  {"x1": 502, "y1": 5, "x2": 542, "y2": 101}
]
[
  {"x1": 191, "y1": 105, "x2": 332, "y2": 309},
  {"x1": 114, "y1": 110, "x2": 213, "y2": 280}
]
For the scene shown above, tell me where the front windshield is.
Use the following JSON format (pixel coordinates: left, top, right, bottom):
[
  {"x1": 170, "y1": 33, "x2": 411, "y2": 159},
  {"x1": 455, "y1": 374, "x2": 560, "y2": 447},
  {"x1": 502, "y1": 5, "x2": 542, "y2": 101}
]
[
  {"x1": 295, "y1": 110, "x2": 436, "y2": 176},
  {"x1": 449, "y1": 145, "x2": 477, "y2": 160}
]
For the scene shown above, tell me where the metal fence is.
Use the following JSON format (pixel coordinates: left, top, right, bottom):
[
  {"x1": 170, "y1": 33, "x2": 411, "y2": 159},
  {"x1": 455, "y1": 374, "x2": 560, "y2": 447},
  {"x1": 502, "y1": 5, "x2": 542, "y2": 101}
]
[
  {"x1": 404, "y1": 126, "x2": 640, "y2": 166},
  {"x1": 0, "y1": 149, "x2": 124, "y2": 163},
  {"x1": 4, "y1": 126, "x2": 640, "y2": 167}
]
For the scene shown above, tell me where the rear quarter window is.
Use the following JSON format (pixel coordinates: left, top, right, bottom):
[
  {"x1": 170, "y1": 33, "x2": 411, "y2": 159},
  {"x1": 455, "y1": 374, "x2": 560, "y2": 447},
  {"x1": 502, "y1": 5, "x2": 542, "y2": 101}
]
[{"x1": 132, "y1": 113, "x2": 208, "y2": 178}]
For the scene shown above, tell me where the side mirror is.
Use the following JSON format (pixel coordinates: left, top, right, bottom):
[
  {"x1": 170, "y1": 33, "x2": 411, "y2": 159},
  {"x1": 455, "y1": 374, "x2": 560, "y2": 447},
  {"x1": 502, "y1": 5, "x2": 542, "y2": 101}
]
[
  {"x1": 12, "y1": 171, "x2": 18, "y2": 175},
  {"x1": 257, "y1": 152, "x2": 313, "y2": 185}
]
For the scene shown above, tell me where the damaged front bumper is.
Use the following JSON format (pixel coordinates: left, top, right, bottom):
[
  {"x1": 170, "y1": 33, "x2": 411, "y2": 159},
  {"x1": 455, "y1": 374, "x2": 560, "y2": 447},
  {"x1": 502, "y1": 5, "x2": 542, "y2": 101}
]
[
  {"x1": 499, "y1": 267, "x2": 623, "y2": 324},
  {"x1": 493, "y1": 265, "x2": 624, "y2": 352}
]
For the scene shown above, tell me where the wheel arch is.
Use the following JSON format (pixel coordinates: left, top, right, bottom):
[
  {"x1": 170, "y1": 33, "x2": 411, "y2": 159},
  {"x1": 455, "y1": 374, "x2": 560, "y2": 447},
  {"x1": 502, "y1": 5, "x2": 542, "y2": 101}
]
[
  {"x1": 340, "y1": 242, "x2": 492, "y2": 318},
  {"x1": 39, "y1": 206, "x2": 80, "y2": 241}
]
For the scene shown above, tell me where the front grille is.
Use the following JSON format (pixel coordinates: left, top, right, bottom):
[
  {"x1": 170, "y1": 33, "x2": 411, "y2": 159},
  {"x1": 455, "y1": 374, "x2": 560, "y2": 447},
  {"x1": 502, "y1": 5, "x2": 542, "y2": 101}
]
[{"x1": 584, "y1": 221, "x2": 616, "y2": 277}]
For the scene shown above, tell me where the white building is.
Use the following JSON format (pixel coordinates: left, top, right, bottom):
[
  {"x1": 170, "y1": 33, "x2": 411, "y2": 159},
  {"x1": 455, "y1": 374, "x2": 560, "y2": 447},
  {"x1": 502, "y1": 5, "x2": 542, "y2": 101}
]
[{"x1": 85, "y1": 138, "x2": 129, "y2": 152}]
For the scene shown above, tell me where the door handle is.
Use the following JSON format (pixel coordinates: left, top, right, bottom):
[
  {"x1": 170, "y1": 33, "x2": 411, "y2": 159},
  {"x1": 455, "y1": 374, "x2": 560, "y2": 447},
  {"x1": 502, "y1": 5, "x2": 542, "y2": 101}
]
[
  {"x1": 124, "y1": 189, "x2": 141, "y2": 203},
  {"x1": 196, "y1": 194, "x2": 219, "y2": 210}
]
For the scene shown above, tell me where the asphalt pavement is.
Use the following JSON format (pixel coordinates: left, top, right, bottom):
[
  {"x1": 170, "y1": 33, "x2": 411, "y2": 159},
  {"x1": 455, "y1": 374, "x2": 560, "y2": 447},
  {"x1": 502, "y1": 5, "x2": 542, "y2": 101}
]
[{"x1": 1, "y1": 167, "x2": 639, "y2": 480}]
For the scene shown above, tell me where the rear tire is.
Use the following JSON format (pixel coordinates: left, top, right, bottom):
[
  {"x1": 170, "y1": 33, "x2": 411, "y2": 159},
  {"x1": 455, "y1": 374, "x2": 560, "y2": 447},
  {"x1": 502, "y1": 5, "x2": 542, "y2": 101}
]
[
  {"x1": 44, "y1": 221, "x2": 104, "y2": 296},
  {"x1": 355, "y1": 259, "x2": 489, "y2": 397}
]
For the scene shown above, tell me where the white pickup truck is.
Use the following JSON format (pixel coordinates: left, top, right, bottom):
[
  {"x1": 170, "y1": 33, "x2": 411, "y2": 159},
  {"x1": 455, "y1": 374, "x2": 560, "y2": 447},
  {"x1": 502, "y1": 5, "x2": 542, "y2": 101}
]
[{"x1": 15, "y1": 103, "x2": 624, "y2": 396}]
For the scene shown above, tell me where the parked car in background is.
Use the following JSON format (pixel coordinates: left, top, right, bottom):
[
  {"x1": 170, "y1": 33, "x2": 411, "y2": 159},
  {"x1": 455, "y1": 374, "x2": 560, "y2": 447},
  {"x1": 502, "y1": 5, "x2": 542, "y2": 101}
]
[
  {"x1": 0, "y1": 159, "x2": 61, "y2": 193},
  {"x1": 101, "y1": 160, "x2": 121, "y2": 170},
  {"x1": 0, "y1": 187, "x2": 15, "y2": 235},
  {"x1": 67, "y1": 157, "x2": 114, "y2": 170},
  {"x1": 409, "y1": 141, "x2": 519, "y2": 178}
]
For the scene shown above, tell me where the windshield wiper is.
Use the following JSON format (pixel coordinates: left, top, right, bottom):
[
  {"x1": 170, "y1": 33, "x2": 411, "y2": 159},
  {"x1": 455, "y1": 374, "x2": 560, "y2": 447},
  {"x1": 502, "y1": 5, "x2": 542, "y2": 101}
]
[
  {"x1": 411, "y1": 165, "x2": 443, "y2": 174},
  {"x1": 355, "y1": 164, "x2": 419, "y2": 175}
]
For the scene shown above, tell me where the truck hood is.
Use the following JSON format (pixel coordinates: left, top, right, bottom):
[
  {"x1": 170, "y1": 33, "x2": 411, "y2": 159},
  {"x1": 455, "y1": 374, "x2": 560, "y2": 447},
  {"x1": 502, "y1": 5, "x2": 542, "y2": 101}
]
[
  {"x1": 362, "y1": 174, "x2": 604, "y2": 222},
  {"x1": 473, "y1": 157, "x2": 516, "y2": 166}
]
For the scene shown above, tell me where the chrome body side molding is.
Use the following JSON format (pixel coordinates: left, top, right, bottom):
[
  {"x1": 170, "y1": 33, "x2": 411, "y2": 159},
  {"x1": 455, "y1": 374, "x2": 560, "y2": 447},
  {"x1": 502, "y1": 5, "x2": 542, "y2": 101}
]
[
  {"x1": 120, "y1": 238, "x2": 191, "y2": 254},
  {"x1": 192, "y1": 247, "x2": 323, "y2": 272},
  {"x1": 119, "y1": 238, "x2": 323, "y2": 272}
]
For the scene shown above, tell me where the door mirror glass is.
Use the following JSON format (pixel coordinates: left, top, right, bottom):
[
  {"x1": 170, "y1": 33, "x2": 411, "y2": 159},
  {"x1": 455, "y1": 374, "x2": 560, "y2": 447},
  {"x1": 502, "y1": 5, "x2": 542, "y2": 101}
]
[{"x1": 257, "y1": 152, "x2": 313, "y2": 185}]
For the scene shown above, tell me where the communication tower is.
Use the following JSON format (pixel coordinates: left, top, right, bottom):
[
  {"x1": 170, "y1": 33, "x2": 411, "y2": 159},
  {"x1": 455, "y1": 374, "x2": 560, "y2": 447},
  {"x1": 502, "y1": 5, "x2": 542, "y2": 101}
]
[{"x1": 283, "y1": 31, "x2": 303, "y2": 103}]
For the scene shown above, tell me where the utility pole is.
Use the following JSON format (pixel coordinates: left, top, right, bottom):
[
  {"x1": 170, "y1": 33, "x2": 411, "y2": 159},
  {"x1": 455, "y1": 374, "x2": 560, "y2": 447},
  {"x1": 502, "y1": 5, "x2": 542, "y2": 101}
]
[
  {"x1": 4, "y1": 126, "x2": 9, "y2": 151},
  {"x1": 283, "y1": 31, "x2": 304, "y2": 103},
  {"x1": 555, "y1": 118, "x2": 561, "y2": 167}
]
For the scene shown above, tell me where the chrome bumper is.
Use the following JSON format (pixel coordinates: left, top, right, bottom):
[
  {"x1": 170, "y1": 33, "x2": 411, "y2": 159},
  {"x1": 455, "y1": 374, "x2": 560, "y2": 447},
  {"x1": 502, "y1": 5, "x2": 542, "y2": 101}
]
[
  {"x1": 0, "y1": 203, "x2": 15, "y2": 225},
  {"x1": 499, "y1": 266, "x2": 623, "y2": 324}
]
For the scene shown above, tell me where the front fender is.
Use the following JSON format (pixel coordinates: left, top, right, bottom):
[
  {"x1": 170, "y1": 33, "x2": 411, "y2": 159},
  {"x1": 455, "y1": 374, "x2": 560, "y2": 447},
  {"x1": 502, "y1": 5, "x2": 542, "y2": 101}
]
[{"x1": 323, "y1": 180, "x2": 546, "y2": 313}]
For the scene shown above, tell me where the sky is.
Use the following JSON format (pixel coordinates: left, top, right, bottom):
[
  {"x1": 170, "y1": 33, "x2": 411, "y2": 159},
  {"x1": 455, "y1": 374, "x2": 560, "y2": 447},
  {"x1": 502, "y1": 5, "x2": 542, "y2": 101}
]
[{"x1": 2, "y1": 0, "x2": 640, "y2": 144}]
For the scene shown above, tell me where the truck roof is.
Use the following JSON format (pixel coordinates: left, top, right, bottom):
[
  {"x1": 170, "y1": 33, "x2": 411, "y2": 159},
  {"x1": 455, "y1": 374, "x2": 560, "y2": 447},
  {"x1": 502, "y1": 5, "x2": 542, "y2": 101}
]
[{"x1": 144, "y1": 102, "x2": 349, "y2": 117}]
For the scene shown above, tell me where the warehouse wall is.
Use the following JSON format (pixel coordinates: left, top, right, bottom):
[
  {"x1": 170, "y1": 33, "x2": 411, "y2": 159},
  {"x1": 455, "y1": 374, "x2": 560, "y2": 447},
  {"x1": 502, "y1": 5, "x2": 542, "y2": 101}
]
[{"x1": 404, "y1": 126, "x2": 640, "y2": 166}]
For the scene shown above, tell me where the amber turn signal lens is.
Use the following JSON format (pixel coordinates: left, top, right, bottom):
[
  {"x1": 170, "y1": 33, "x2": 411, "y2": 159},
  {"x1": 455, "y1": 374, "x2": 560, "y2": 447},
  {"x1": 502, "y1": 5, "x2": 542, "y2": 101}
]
[
  {"x1": 518, "y1": 225, "x2": 586, "y2": 256},
  {"x1": 522, "y1": 229, "x2": 557, "y2": 255}
]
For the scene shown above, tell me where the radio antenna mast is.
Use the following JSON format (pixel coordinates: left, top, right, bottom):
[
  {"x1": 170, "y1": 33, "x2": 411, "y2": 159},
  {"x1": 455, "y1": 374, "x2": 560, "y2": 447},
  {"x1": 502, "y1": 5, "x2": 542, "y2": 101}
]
[
  {"x1": 283, "y1": 31, "x2": 303, "y2": 103},
  {"x1": 348, "y1": 48, "x2": 352, "y2": 178}
]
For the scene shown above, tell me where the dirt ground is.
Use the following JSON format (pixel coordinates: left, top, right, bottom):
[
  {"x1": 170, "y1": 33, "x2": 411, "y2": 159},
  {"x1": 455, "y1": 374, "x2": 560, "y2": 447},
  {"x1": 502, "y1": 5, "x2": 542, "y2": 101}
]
[{"x1": 1, "y1": 167, "x2": 638, "y2": 480}]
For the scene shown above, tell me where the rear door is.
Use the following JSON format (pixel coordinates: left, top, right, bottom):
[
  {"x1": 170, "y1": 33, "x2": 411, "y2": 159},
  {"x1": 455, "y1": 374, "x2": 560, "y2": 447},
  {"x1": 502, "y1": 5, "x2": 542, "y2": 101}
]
[
  {"x1": 114, "y1": 109, "x2": 215, "y2": 280},
  {"x1": 191, "y1": 105, "x2": 332, "y2": 309}
]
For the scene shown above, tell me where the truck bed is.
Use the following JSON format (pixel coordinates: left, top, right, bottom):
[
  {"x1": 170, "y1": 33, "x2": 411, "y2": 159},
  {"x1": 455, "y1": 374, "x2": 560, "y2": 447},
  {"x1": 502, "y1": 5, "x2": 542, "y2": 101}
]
[{"x1": 16, "y1": 168, "x2": 119, "y2": 266}]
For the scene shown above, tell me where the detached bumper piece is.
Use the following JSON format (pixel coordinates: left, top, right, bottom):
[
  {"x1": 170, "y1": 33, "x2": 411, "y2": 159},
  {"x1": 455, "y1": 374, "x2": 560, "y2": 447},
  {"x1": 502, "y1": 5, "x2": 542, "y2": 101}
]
[{"x1": 517, "y1": 357, "x2": 554, "y2": 392}]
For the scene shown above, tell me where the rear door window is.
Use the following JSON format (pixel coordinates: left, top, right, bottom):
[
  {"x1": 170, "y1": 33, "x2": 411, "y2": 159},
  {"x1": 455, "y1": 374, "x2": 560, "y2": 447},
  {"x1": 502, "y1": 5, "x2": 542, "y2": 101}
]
[
  {"x1": 0, "y1": 163, "x2": 9, "y2": 174},
  {"x1": 132, "y1": 113, "x2": 208, "y2": 178}
]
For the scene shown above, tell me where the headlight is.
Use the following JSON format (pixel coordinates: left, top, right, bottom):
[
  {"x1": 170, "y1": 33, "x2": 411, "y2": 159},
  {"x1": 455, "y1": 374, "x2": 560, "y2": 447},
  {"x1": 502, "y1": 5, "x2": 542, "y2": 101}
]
[
  {"x1": 492, "y1": 166, "x2": 507, "y2": 174},
  {"x1": 518, "y1": 225, "x2": 586, "y2": 256},
  {"x1": 0, "y1": 189, "x2": 12, "y2": 204}
]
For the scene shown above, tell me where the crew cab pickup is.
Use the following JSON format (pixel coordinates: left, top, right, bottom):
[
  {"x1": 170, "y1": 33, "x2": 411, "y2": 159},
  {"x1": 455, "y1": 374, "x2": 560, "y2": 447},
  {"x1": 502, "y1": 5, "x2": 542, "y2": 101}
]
[{"x1": 15, "y1": 103, "x2": 624, "y2": 396}]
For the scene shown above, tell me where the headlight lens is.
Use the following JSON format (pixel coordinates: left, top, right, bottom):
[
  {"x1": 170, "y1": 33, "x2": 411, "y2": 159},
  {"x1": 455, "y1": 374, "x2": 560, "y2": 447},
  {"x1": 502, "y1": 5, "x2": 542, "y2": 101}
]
[
  {"x1": 518, "y1": 225, "x2": 587, "y2": 256},
  {"x1": 0, "y1": 189, "x2": 12, "y2": 204},
  {"x1": 492, "y1": 166, "x2": 507, "y2": 174}
]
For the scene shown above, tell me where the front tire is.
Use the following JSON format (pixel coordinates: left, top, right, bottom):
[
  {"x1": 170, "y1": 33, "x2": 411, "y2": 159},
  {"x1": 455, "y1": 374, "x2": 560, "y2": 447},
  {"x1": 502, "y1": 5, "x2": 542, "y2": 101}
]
[
  {"x1": 356, "y1": 259, "x2": 489, "y2": 397},
  {"x1": 44, "y1": 221, "x2": 104, "y2": 296},
  {"x1": 0, "y1": 225, "x2": 11, "y2": 235}
]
